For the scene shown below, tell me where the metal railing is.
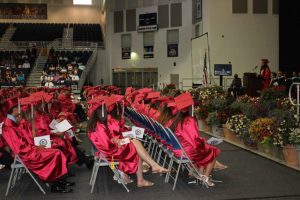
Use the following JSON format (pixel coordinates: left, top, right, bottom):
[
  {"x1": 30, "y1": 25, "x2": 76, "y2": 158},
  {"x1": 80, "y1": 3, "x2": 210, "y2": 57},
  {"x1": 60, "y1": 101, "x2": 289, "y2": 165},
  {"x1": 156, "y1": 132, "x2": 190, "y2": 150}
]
[
  {"x1": 78, "y1": 49, "x2": 98, "y2": 90},
  {"x1": 181, "y1": 77, "x2": 241, "y2": 90},
  {"x1": 289, "y1": 83, "x2": 300, "y2": 122}
]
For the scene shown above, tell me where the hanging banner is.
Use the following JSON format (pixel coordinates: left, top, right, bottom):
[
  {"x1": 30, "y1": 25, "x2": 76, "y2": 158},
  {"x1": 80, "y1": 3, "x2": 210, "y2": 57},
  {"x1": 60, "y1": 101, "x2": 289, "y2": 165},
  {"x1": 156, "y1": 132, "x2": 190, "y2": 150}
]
[
  {"x1": 0, "y1": 3, "x2": 47, "y2": 19},
  {"x1": 144, "y1": 46, "x2": 154, "y2": 58},
  {"x1": 167, "y1": 44, "x2": 178, "y2": 57},
  {"x1": 122, "y1": 47, "x2": 131, "y2": 59}
]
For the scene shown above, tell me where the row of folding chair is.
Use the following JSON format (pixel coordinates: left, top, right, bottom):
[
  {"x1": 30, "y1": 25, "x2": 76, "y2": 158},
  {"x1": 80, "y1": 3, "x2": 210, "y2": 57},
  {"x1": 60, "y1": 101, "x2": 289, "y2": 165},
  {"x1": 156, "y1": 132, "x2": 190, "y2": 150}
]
[{"x1": 125, "y1": 107, "x2": 204, "y2": 190}]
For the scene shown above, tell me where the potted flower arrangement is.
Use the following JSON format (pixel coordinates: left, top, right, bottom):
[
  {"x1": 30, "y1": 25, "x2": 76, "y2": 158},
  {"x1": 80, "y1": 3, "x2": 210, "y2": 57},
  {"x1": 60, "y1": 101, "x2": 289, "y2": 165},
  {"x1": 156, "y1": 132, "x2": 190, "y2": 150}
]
[
  {"x1": 249, "y1": 117, "x2": 276, "y2": 155},
  {"x1": 289, "y1": 128, "x2": 300, "y2": 167},
  {"x1": 273, "y1": 113, "x2": 299, "y2": 167},
  {"x1": 225, "y1": 114, "x2": 251, "y2": 145}
]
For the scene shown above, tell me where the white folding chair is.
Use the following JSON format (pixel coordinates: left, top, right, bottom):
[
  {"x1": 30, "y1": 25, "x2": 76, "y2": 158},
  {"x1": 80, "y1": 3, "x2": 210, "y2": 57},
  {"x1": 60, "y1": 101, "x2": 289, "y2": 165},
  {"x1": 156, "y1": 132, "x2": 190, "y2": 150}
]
[
  {"x1": 5, "y1": 154, "x2": 46, "y2": 196},
  {"x1": 89, "y1": 141, "x2": 130, "y2": 193}
]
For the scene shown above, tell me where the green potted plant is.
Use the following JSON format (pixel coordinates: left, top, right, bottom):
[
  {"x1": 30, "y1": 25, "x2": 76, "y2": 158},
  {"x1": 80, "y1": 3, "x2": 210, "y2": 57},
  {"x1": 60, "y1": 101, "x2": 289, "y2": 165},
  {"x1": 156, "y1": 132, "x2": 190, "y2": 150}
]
[
  {"x1": 289, "y1": 128, "x2": 300, "y2": 167},
  {"x1": 248, "y1": 117, "x2": 276, "y2": 155}
]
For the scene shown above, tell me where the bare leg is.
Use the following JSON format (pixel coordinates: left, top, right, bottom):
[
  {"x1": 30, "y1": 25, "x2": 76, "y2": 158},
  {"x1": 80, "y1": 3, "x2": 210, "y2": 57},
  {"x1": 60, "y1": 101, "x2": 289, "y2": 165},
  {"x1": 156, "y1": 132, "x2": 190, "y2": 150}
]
[
  {"x1": 131, "y1": 139, "x2": 169, "y2": 173},
  {"x1": 214, "y1": 160, "x2": 228, "y2": 170},
  {"x1": 204, "y1": 159, "x2": 216, "y2": 177},
  {"x1": 136, "y1": 157, "x2": 154, "y2": 187}
]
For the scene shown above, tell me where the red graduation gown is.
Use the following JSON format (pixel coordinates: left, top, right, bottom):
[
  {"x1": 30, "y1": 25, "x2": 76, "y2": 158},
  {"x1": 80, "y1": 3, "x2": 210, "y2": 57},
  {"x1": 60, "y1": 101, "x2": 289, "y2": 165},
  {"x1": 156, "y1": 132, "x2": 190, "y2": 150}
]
[
  {"x1": 2, "y1": 118, "x2": 68, "y2": 181},
  {"x1": 88, "y1": 122, "x2": 138, "y2": 174},
  {"x1": 172, "y1": 116, "x2": 220, "y2": 168},
  {"x1": 34, "y1": 111, "x2": 78, "y2": 165},
  {"x1": 260, "y1": 66, "x2": 271, "y2": 89}
]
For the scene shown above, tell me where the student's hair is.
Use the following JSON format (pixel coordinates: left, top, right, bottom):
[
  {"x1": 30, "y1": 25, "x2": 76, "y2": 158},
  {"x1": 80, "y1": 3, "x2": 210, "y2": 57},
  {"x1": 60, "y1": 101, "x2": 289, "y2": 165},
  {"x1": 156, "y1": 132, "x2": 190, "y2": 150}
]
[
  {"x1": 87, "y1": 105, "x2": 108, "y2": 132},
  {"x1": 7, "y1": 105, "x2": 17, "y2": 115},
  {"x1": 169, "y1": 110, "x2": 190, "y2": 132},
  {"x1": 157, "y1": 105, "x2": 174, "y2": 126},
  {"x1": 109, "y1": 103, "x2": 122, "y2": 120}
]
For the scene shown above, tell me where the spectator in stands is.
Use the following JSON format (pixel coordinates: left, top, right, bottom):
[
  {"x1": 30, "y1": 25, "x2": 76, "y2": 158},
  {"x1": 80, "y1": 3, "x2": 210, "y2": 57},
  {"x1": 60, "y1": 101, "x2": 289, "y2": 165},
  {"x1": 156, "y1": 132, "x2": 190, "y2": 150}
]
[
  {"x1": 17, "y1": 71, "x2": 25, "y2": 85},
  {"x1": 72, "y1": 71, "x2": 79, "y2": 83},
  {"x1": 228, "y1": 74, "x2": 242, "y2": 98},
  {"x1": 40, "y1": 74, "x2": 46, "y2": 86},
  {"x1": 22, "y1": 60, "x2": 30, "y2": 69},
  {"x1": 45, "y1": 77, "x2": 54, "y2": 88},
  {"x1": 11, "y1": 72, "x2": 17, "y2": 85}
]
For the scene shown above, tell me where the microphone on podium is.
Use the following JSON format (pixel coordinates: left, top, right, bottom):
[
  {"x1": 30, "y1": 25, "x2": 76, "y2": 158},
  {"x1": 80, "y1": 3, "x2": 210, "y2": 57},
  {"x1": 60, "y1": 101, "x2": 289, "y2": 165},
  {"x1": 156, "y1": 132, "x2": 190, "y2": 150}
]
[{"x1": 252, "y1": 65, "x2": 258, "y2": 71}]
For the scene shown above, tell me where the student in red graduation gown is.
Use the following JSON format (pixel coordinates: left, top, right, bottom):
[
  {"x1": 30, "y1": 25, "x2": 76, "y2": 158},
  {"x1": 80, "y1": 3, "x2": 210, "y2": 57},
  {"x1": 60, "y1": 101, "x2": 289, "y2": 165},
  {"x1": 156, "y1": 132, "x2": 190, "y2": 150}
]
[
  {"x1": 169, "y1": 92, "x2": 227, "y2": 187},
  {"x1": 260, "y1": 59, "x2": 271, "y2": 90},
  {"x1": 1, "y1": 103, "x2": 73, "y2": 193},
  {"x1": 87, "y1": 100, "x2": 169, "y2": 187}
]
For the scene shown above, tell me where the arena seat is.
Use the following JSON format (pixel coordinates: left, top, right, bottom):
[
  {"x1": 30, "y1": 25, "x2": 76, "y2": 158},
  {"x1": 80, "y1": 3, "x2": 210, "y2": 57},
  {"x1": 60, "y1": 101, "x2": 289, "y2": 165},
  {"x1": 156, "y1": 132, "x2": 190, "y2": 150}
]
[
  {"x1": 73, "y1": 24, "x2": 103, "y2": 42},
  {"x1": 0, "y1": 23, "x2": 9, "y2": 38},
  {"x1": 11, "y1": 23, "x2": 66, "y2": 41}
]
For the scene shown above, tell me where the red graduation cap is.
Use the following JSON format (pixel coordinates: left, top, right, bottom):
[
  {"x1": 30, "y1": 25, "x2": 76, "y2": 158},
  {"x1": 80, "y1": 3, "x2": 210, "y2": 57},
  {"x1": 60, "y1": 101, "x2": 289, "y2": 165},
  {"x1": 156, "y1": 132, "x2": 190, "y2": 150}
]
[
  {"x1": 125, "y1": 87, "x2": 134, "y2": 96},
  {"x1": 147, "y1": 92, "x2": 160, "y2": 99},
  {"x1": 138, "y1": 88, "x2": 153, "y2": 94},
  {"x1": 261, "y1": 59, "x2": 269, "y2": 64},
  {"x1": 174, "y1": 92, "x2": 194, "y2": 111}
]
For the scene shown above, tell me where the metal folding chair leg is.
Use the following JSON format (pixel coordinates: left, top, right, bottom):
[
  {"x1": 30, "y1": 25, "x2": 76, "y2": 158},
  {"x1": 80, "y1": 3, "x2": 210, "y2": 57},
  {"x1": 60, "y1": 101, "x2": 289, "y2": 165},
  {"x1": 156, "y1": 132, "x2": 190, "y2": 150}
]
[
  {"x1": 6, "y1": 155, "x2": 46, "y2": 196},
  {"x1": 90, "y1": 163, "x2": 100, "y2": 193}
]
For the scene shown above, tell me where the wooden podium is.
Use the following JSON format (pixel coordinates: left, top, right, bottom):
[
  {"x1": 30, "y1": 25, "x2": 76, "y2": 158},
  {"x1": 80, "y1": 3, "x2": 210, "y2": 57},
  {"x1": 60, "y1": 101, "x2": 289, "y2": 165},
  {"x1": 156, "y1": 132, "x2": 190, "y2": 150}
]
[{"x1": 243, "y1": 73, "x2": 263, "y2": 97}]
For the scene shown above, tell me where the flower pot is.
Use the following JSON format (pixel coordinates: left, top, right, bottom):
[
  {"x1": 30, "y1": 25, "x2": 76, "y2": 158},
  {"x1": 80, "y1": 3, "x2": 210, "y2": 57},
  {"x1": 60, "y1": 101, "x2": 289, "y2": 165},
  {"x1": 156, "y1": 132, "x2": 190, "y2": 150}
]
[
  {"x1": 223, "y1": 128, "x2": 238, "y2": 143},
  {"x1": 257, "y1": 143, "x2": 272, "y2": 156},
  {"x1": 272, "y1": 146, "x2": 284, "y2": 160},
  {"x1": 202, "y1": 121, "x2": 212, "y2": 133},
  {"x1": 211, "y1": 125, "x2": 222, "y2": 137},
  {"x1": 282, "y1": 145, "x2": 299, "y2": 167},
  {"x1": 198, "y1": 119, "x2": 204, "y2": 131},
  {"x1": 296, "y1": 145, "x2": 300, "y2": 167}
]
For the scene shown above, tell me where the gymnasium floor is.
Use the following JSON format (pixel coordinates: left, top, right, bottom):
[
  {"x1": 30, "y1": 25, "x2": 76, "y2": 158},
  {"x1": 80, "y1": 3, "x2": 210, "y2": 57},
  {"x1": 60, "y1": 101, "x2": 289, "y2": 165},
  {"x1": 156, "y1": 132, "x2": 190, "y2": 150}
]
[{"x1": 0, "y1": 132, "x2": 300, "y2": 200}]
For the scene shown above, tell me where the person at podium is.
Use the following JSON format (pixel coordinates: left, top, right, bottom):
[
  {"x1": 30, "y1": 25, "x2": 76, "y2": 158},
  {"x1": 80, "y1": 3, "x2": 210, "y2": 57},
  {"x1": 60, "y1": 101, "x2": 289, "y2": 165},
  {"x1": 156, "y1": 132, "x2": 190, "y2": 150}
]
[{"x1": 259, "y1": 59, "x2": 271, "y2": 89}]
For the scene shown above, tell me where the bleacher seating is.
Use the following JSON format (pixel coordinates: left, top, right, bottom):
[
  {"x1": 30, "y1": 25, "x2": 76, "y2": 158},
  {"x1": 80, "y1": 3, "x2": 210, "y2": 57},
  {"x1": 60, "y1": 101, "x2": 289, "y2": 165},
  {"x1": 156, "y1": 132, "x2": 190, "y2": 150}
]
[
  {"x1": 73, "y1": 24, "x2": 103, "y2": 42},
  {"x1": 11, "y1": 23, "x2": 66, "y2": 41},
  {"x1": 41, "y1": 50, "x2": 92, "y2": 86},
  {"x1": 0, "y1": 50, "x2": 36, "y2": 86},
  {"x1": 0, "y1": 23, "x2": 9, "y2": 38}
]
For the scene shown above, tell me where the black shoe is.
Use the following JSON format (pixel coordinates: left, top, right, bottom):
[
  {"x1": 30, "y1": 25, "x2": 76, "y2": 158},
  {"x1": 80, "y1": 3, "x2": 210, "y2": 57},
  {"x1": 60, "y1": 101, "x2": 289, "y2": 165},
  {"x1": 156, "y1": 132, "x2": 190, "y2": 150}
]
[
  {"x1": 67, "y1": 171, "x2": 75, "y2": 177},
  {"x1": 85, "y1": 159, "x2": 94, "y2": 170},
  {"x1": 51, "y1": 185, "x2": 73, "y2": 193},
  {"x1": 59, "y1": 179, "x2": 75, "y2": 187}
]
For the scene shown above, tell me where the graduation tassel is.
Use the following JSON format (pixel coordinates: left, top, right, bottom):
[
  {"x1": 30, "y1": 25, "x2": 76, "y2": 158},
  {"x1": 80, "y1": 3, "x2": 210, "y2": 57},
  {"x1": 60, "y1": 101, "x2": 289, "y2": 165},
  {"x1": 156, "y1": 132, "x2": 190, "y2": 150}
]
[
  {"x1": 17, "y1": 98, "x2": 21, "y2": 114},
  {"x1": 42, "y1": 98, "x2": 45, "y2": 112},
  {"x1": 192, "y1": 104, "x2": 194, "y2": 117},
  {"x1": 102, "y1": 103, "x2": 104, "y2": 117},
  {"x1": 122, "y1": 101, "x2": 125, "y2": 119},
  {"x1": 31, "y1": 104, "x2": 36, "y2": 138}
]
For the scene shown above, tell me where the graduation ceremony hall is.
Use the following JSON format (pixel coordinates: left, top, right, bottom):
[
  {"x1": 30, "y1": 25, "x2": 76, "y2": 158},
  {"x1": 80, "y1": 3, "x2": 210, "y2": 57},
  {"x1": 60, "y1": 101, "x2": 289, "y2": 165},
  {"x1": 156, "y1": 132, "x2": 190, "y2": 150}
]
[{"x1": 0, "y1": 0, "x2": 300, "y2": 200}]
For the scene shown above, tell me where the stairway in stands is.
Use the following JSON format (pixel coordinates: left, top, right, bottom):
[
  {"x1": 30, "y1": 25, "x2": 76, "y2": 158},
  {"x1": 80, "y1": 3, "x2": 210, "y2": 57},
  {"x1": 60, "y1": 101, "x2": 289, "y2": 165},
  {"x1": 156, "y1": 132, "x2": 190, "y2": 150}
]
[
  {"x1": 62, "y1": 25, "x2": 73, "y2": 49},
  {"x1": 0, "y1": 27, "x2": 16, "y2": 49},
  {"x1": 26, "y1": 55, "x2": 48, "y2": 87}
]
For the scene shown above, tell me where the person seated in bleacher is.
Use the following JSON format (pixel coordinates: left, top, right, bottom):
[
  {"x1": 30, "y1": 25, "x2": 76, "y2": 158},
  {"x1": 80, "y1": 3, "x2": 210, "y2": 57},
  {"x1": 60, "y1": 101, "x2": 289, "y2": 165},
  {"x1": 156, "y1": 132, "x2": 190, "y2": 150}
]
[
  {"x1": 87, "y1": 99, "x2": 170, "y2": 187},
  {"x1": 167, "y1": 92, "x2": 227, "y2": 187},
  {"x1": 16, "y1": 71, "x2": 25, "y2": 85},
  {"x1": 22, "y1": 60, "x2": 30, "y2": 69}
]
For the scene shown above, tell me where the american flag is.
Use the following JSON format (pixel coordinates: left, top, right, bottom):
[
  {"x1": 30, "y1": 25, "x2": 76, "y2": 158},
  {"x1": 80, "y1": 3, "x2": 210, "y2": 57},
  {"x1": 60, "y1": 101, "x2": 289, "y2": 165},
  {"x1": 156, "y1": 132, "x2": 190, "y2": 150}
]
[{"x1": 203, "y1": 50, "x2": 208, "y2": 85}]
